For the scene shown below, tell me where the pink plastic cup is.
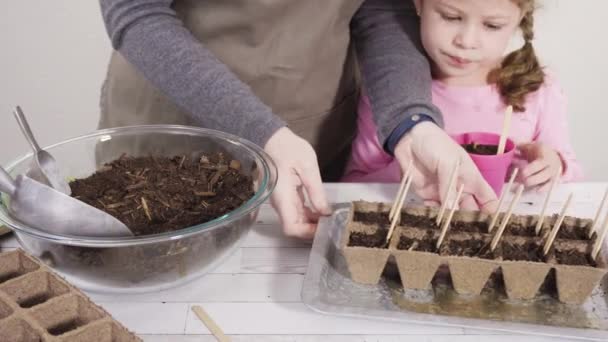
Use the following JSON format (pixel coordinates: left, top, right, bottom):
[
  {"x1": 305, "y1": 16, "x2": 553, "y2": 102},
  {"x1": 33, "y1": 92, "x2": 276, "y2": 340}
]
[{"x1": 451, "y1": 132, "x2": 515, "y2": 196}]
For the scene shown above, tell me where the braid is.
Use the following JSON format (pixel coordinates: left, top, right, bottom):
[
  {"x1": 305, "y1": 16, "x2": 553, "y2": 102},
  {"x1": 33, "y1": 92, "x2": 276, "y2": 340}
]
[{"x1": 488, "y1": 7, "x2": 545, "y2": 112}]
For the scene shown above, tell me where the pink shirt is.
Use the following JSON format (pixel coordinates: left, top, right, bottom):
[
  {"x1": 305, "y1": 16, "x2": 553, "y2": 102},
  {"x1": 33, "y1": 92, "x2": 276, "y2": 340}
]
[{"x1": 343, "y1": 73, "x2": 584, "y2": 183}]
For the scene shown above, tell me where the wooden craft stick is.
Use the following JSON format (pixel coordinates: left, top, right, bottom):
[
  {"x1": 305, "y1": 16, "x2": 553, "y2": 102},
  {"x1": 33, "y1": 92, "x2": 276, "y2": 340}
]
[
  {"x1": 389, "y1": 176, "x2": 407, "y2": 221},
  {"x1": 192, "y1": 305, "x2": 231, "y2": 342},
  {"x1": 497, "y1": 105, "x2": 513, "y2": 155},
  {"x1": 386, "y1": 174, "x2": 414, "y2": 244},
  {"x1": 589, "y1": 187, "x2": 608, "y2": 238},
  {"x1": 435, "y1": 184, "x2": 464, "y2": 250},
  {"x1": 389, "y1": 160, "x2": 412, "y2": 221},
  {"x1": 488, "y1": 168, "x2": 519, "y2": 233},
  {"x1": 436, "y1": 162, "x2": 460, "y2": 226},
  {"x1": 592, "y1": 212, "x2": 608, "y2": 261},
  {"x1": 534, "y1": 165, "x2": 563, "y2": 235},
  {"x1": 543, "y1": 193, "x2": 573, "y2": 256},
  {"x1": 490, "y1": 184, "x2": 524, "y2": 251}
]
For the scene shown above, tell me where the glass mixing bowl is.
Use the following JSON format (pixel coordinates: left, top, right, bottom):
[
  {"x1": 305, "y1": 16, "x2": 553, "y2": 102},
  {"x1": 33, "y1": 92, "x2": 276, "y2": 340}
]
[{"x1": 0, "y1": 125, "x2": 277, "y2": 293}]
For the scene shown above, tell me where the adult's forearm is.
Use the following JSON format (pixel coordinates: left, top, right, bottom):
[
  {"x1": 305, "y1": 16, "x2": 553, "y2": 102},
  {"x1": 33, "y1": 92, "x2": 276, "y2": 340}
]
[
  {"x1": 99, "y1": 0, "x2": 285, "y2": 147},
  {"x1": 352, "y1": 0, "x2": 443, "y2": 148}
]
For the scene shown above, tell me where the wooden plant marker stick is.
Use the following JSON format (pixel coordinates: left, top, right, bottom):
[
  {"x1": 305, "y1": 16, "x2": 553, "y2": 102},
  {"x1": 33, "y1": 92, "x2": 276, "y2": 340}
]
[
  {"x1": 543, "y1": 193, "x2": 573, "y2": 256},
  {"x1": 592, "y1": 211, "x2": 608, "y2": 261},
  {"x1": 436, "y1": 184, "x2": 464, "y2": 250},
  {"x1": 490, "y1": 184, "x2": 524, "y2": 252},
  {"x1": 389, "y1": 160, "x2": 412, "y2": 221},
  {"x1": 590, "y1": 187, "x2": 608, "y2": 238},
  {"x1": 436, "y1": 162, "x2": 460, "y2": 226},
  {"x1": 389, "y1": 176, "x2": 407, "y2": 221},
  {"x1": 534, "y1": 165, "x2": 563, "y2": 235},
  {"x1": 192, "y1": 305, "x2": 230, "y2": 342},
  {"x1": 488, "y1": 168, "x2": 519, "y2": 233},
  {"x1": 386, "y1": 174, "x2": 414, "y2": 244},
  {"x1": 497, "y1": 105, "x2": 513, "y2": 155}
]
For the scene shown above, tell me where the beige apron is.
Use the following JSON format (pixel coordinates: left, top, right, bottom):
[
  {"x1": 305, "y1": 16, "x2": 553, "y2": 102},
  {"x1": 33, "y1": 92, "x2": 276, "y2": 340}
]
[{"x1": 98, "y1": 0, "x2": 363, "y2": 181}]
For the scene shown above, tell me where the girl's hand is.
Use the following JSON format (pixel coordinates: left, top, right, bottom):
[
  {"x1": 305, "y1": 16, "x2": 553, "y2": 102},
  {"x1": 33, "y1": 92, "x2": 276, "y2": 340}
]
[{"x1": 518, "y1": 142, "x2": 564, "y2": 191}]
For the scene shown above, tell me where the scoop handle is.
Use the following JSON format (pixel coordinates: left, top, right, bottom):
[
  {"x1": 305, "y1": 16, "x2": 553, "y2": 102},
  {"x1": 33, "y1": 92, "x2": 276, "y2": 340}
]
[
  {"x1": 13, "y1": 106, "x2": 42, "y2": 153},
  {"x1": 0, "y1": 167, "x2": 16, "y2": 197}
]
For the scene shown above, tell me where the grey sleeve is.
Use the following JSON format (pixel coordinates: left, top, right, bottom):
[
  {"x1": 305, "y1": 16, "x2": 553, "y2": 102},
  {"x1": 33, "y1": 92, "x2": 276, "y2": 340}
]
[
  {"x1": 351, "y1": 0, "x2": 443, "y2": 146},
  {"x1": 98, "y1": 0, "x2": 285, "y2": 147}
]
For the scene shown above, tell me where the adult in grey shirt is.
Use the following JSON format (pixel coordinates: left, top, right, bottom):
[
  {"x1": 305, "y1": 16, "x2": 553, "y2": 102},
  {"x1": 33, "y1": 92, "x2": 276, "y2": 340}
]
[{"x1": 99, "y1": 0, "x2": 497, "y2": 238}]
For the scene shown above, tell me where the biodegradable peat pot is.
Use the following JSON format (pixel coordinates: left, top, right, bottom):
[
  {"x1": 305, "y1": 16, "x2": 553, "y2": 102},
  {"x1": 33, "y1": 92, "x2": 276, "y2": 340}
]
[
  {"x1": 391, "y1": 226, "x2": 441, "y2": 290},
  {"x1": 448, "y1": 257, "x2": 499, "y2": 296},
  {"x1": 502, "y1": 261, "x2": 552, "y2": 300},
  {"x1": 342, "y1": 222, "x2": 391, "y2": 285},
  {"x1": 499, "y1": 235, "x2": 551, "y2": 300},
  {"x1": 552, "y1": 247, "x2": 607, "y2": 305},
  {"x1": 554, "y1": 264, "x2": 606, "y2": 304}
]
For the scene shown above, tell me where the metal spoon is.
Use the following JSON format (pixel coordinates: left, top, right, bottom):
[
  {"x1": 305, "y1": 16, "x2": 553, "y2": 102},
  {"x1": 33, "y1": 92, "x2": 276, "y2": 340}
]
[{"x1": 13, "y1": 106, "x2": 71, "y2": 195}]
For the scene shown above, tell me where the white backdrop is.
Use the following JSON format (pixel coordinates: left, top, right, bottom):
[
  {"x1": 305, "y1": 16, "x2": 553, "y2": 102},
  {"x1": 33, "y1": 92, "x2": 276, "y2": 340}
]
[{"x1": 0, "y1": 0, "x2": 606, "y2": 180}]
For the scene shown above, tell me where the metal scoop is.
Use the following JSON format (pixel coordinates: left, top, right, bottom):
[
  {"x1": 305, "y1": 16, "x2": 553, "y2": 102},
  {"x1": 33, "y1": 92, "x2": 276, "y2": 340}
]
[
  {"x1": 0, "y1": 166, "x2": 133, "y2": 237},
  {"x1": 13, "y1": 106, "x2": 72, "y2": 195}
]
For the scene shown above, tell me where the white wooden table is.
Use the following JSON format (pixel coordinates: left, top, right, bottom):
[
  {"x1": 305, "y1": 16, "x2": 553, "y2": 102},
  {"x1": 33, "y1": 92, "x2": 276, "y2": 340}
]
[{"x1": 2, "y1": 183, "x2": 607, "y2": 342}]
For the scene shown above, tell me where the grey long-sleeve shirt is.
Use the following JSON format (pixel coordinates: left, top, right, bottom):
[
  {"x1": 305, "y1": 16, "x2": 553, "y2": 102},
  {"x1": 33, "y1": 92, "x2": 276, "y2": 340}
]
[{"x1": 99, "y1": 0, "x2": 442, "y2": 149}]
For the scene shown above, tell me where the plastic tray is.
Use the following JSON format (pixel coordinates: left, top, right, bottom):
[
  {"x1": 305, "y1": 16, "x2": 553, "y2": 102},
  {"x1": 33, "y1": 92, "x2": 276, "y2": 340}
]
[{"x1": 302, "y1": 203, "x2": 608, "y2": 341}]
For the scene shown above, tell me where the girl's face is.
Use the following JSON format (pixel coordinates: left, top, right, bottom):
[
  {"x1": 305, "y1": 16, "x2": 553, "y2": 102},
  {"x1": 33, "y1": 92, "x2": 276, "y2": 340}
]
[{"x1": 414, "y1": 0, "x2": 524, "y2": 86}]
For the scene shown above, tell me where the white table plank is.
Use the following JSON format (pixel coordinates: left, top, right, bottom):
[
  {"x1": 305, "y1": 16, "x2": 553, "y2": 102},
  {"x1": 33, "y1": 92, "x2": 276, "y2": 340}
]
[
  {"x1": 100, "y1": 302, "x2": 189, "y2": 335},
  {"x1": 89, "y1": 273, "x2": 303, "y2": 303},
  {"x1": 211, "y1": 247, "x2": 310, "y2": 275},
  {"x1": 243, "y1": 224, "x2": 311, "y2": 248},
  {"x1": 183, "y1": 303, "x2": 464, "y2": 335}
]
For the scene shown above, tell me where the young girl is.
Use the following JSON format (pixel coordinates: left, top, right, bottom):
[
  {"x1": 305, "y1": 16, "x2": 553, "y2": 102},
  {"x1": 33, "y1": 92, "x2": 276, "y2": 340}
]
[{"x1": 343, "y1": 0, "x2": 583, "y2": 190}]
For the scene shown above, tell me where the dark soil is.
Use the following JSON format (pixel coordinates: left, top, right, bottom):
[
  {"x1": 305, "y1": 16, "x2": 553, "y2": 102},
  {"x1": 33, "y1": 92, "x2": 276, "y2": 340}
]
[
  {"x1": 397, "y1": 230, "x2": 437, "y2": 252},
  {"x1": 501, "y1": 241, "x2": 544, "y2": 262},
  {"x1": 462, "y1": 142, "x2": 498, "y2": 155},
  {"x1": 552, "y1": 249, "x2": 597, "y2": 267},
  {"x1": 352, "y1": 211, "x2": 390, "y2": 225},
  {"x1": 404, "y1": 214, "x2": 437, "y2": 230},
  {"x1": 69, "y1": 153, "x2": 254, "y2": 236},
  {"x1": 348, "y1": 229, "x2": 389, "y2": 249},
  {"x1": 557, "y1": 219, "x2": 594, "y2": 240},
  {"x1": 439, "y1": 238, "x2": 495, "y2": 259},
  {"x1": 505, "y1": 223, "x2": 537, "y2": 237},
  {"x1": 450, "y1": 220, "x2": 488, "y2": 233}
]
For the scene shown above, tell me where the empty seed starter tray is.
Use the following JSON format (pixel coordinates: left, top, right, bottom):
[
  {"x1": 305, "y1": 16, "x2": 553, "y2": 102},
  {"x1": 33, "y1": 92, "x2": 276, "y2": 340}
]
[{"x1": 0, "y1": 249, "x2": 141, "y2": 341}]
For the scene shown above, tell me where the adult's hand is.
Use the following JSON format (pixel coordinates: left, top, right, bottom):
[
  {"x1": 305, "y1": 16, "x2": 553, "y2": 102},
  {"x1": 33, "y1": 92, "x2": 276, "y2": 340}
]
[
  {"x1": 393, "y1": 122, "x2": 498, "y2": 212},
  {"x1": 264, "y1": 127, "x2": 332, "y2": 239}
]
